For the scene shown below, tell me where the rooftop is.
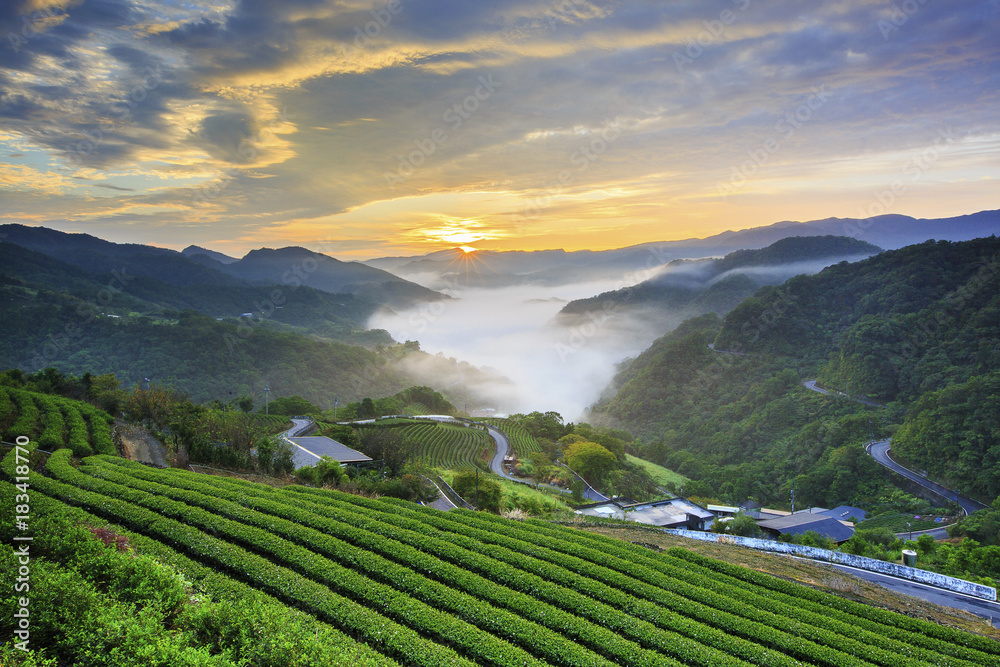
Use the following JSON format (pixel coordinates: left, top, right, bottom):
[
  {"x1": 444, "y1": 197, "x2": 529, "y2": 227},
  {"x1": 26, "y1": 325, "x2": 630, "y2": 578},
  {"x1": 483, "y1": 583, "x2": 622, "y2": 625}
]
[
  {"x1": 575, "y1": 497, "x2": 714, "y2": 528},
  {"x1": 288, "y1": 436, "x2": 372, "y2": 469},
  {"x1": 757, "y1": 513, "x2": 855, "y2": 543}
]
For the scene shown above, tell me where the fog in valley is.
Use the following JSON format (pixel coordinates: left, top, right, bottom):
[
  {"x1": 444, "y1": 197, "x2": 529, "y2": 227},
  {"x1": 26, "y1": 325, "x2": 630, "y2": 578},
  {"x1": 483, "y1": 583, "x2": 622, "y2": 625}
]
[
  {"x1": 370, "y1": 276, "x2": 665, "y2": 420},
  {"x1": 371, "y1": 252, "x2": 880, "y2": 420}
]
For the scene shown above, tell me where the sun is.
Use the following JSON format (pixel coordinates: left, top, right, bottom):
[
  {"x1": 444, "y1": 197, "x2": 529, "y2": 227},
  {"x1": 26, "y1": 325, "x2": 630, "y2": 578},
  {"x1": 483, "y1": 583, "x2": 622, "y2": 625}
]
[{"x1": 459, "y1": 245, "x2": 478, "y2": 253}]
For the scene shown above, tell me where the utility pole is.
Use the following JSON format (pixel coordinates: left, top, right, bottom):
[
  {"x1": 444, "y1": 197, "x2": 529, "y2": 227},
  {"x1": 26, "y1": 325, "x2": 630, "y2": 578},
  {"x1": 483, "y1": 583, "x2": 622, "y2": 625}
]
[
  {"x1": 334, "y1": 397, "x2": 338, "y2": 421},
  {"x1": 476, "y1": 468, "x2": 480, "y2": 509},
  {"x1": 264, "y1": 384, "x2": 270, "y2": 416},
  {"x1": 791, "y1": 480, "x2": 795, "y2": 514}
]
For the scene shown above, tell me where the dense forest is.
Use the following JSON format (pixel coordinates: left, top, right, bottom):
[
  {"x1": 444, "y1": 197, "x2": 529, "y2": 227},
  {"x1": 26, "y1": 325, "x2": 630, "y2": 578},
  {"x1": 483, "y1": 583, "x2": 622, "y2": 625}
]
[{"x1": 592, "y1": 236, "x2": 1000, "y2": 509}]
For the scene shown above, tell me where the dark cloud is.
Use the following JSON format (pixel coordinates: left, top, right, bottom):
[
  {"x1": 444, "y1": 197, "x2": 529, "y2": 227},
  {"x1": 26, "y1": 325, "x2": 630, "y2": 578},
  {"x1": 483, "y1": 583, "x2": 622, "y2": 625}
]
[{"x1": 1, "y1": 1, "x2": 998, "y2": 256}]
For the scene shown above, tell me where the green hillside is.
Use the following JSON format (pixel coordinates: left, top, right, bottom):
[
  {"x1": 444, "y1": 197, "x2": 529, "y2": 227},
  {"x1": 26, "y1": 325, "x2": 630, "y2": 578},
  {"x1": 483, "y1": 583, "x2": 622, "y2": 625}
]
[
  {"x1": 371, "y1": 420, "x2": 495, "y2": 470},
  {"x1": 0, "y1": 309, "x2": 405, "y2": 408},
  {"x1": 593, "y1": 236, "x2": 1000, "y2": 507},
  {"x1": 6, "y1": 442, "x2": 999, "y2": 666},
  {"x1": 484, "y1": 417, "x2": 543, "y2": 458},
  {"x1": 0, "y1": 386, "x2": 114, "y2": 457}
]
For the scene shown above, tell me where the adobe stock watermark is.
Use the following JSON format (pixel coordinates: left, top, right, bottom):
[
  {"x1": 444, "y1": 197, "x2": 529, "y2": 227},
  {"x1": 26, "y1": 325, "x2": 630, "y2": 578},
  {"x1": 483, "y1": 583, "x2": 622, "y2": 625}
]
[
  {"x1": 673, "y1": 0, "x2": 754, "y2": 73},
  {"x1": 351, "y1": 0, "x2": 406, "y2": 50},
  {"x1": 878, "y1": 0, "x2": 929, "y2": 40},
  {"x1": 887, "y1": 252, "x2": 1000, "y2": 370},
  {"x1": 223, "y1": 236, "x2": 349, "y2": 352},
  {"x1": 383, "y1": 75, "x2": 502, "y2": 188},
  {"x1": 512, "y1": 116, "x2": 633, "y2": 226},
  {"x1": 717, "y1": 85, "x2": 834, "y2": 200},
  {"x1": 844, "y1": 127, "x2": 956, "y2": 238},
  {"x1": 64, "y1": 65, "x2": 165, "y2": 167},
  {"x1": 397, "y1": 273, "x2": 464, "y2": 341},
  {"x1": 12, "y1": 435, "x2": 33, "y2": 652},
  {"x1": 554, "y1": 245, "x2": 673, "y2": 361},
  {"x1": 5, "y1": 5, "x2": 61, "y2": 53},
  {"x1": 185, "y1": 106, "x2": 293, "y2": 220}
]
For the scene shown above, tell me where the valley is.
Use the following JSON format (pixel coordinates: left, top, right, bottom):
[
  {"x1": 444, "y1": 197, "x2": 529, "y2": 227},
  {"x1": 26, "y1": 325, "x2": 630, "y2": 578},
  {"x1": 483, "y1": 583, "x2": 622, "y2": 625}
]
[{"x1": 4, "y1": 211, "x2": 1000, "y2": 663}]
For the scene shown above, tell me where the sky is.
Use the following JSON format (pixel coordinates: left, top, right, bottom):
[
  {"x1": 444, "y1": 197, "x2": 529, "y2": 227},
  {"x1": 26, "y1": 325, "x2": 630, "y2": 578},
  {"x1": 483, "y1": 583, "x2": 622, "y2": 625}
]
[{"x1": 1, "y1": 0, "x2": 998, "y2": 260}]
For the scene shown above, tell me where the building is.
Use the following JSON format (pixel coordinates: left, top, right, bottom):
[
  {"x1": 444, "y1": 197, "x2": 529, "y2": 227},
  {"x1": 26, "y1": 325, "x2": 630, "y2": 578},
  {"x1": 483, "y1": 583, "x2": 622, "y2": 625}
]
[
  {"x1": 738, "y1": 501, "x2": 792, "y2": 521},
  {"x1": 287, "y1": 436, "x2": 372, "y2": 469},
  {"x1": 819, "y1": 505, "x2": 867, "y2": 523},
  {"x1": 757, "y1": 513, "x2": 855, "y2": 544},
  {"x1": 575, "y1": 496, "x2": 715, "y2": 530},
  {"x1": 706, "y1": 504, "x2": 739, "y2": 518}
]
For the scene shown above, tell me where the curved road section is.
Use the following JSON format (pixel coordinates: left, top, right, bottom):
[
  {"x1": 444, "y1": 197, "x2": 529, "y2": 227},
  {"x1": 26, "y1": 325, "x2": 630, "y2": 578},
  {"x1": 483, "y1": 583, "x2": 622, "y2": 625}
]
[
  {"x1": 812, "y1": 559, "x2": 1000, "y2": 628},
  {"x1": 803, "y1": 380, "x2": 988, "y2": 517},
  {"x1": 867, "y1": 439, "x2": 988, "y2": 516},
  {"x1": 486, "y1": 424, "x2": 608, "y2": 502}
]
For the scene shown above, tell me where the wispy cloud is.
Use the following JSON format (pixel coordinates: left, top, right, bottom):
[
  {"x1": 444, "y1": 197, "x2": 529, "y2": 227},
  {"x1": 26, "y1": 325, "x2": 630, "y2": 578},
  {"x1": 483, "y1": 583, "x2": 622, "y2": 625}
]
[{"x1": 0, "y1": 0, "x2": 997, "y2": 257}]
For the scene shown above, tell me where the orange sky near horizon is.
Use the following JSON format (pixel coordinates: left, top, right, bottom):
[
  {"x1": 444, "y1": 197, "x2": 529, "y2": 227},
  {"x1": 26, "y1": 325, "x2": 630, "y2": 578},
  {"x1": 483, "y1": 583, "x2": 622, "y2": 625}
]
[{"x1": 1, "y1": 1, "x2": 997, "y2": 260}]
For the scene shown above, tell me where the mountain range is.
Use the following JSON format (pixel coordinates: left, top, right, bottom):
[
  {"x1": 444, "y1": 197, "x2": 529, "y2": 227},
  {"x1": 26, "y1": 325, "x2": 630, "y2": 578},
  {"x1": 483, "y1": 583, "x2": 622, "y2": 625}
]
[
  {"x1": 1, "y1": 224, "x2": 445, "y2": 311},
  {"x1": 363, "y1": 210, "x2": 1000, "y2": 290},
  {"x1": 558, "y1": 235, "x2": 882, "y2": 321},
  {"x1": 589, "y1": 235, "x2": 1000, "y2": 507}
]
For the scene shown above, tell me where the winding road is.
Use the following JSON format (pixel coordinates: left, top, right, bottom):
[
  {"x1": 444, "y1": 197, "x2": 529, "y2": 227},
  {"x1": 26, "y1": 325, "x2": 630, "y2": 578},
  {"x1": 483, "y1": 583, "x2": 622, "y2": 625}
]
[
  {"x1": 801, "y1": 380, "x2": 989, "y2": 518},
  {"x1": 485, "y1": 423, "x2": 609, "y2": 502},
  {"x1": 866, "y1": 439, "x2": 989, "y2": 516},
  {"x1": 802, "y1": 380, "x2": 989, "y2": 542}
]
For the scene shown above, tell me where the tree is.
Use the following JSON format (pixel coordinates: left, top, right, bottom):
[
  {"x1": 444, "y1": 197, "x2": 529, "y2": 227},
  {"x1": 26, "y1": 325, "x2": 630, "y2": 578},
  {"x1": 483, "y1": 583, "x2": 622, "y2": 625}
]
[
  {"x1": 267, "y1": 395, "x2": 320, "y2": 416},
  {"x1": 564, "y1": 441, "x2": 618, "y2": 486},
  {"x1": 358, "y1": 427, "x2": 410, "y2": 475},
  {"x1": 88, "y1": 373, "x2": 125, "y2": 416},
  {"x1": 452, "y1": 472, "x2": 502, "y2": 513},
  {"x1": 124, "y1": 384, "x2": 175, "y2": 428},
  {"x1": 711, "y1": 514, "x2": 761, "y2": 537},
  {"x1": 528, "y1": 451, "x2": 553, "y2": 486}
]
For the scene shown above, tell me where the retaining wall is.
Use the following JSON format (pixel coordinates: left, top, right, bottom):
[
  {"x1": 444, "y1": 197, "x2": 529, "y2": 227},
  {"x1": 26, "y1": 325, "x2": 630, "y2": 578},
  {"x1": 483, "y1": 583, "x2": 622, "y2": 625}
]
[{"x1": 666, "y1": 529, "x2": 997, "y2": 601}]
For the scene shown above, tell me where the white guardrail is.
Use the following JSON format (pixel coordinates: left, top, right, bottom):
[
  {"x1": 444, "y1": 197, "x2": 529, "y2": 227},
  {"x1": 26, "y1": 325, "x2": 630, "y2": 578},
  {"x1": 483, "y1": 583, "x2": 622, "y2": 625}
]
[{"x1": 666, "y1": 529, "x2": 997, "y2": 601}]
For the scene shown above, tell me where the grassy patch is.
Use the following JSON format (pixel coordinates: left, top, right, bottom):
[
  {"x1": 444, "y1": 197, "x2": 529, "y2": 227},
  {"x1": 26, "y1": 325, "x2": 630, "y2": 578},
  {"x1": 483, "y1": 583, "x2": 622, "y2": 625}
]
[{"x1": 625, "y1": 454, "x2": 690, "y2": 488}]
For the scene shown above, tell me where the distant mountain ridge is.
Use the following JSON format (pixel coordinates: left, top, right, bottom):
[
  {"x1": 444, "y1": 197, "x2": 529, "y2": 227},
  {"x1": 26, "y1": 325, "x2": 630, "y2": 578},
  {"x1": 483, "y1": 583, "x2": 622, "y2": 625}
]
[
  {"x1": 182, "y1": 245, "x2": 238, "y2": 264},
  {"x1": 364, "y1": 209, "x2": 1000, "y2": 290},
  {"x1": 559, "y1": 235, "x2": 882, "y2": 318},
  {"x1": 0, "y1": 224, "x2": 446, "y2": 310}
]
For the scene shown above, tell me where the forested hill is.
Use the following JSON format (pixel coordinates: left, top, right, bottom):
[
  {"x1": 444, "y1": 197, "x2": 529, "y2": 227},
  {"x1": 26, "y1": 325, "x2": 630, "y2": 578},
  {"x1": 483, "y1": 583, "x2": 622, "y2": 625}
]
[
  {"x1": 0, "y1": 224, "x2": 445, "y2": 310},
  {"x1": 717, "y1": 236, "x2": 1000, "y2": 402},
  {"x1": 559, "y1": 235, "x2": 880, "y2": 318},
  {"x1": 591, "y1": 236, "x2": 1000, "y2": 505},
  {"x1": 0, "y1": 242, "x2": 383, "y2": 341}
]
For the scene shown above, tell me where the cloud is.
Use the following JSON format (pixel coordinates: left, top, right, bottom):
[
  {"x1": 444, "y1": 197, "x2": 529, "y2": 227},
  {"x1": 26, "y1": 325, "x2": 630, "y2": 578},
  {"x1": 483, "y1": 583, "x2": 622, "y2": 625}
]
[{"x1": 0, "y1": 0, "x2": 997, "y2": 256}]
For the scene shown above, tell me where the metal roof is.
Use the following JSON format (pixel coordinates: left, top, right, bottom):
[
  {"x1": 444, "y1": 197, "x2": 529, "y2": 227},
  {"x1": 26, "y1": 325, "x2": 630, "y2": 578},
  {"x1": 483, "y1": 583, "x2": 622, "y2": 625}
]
[
  {"x1": 575, "y1": 497, "x2": 714, "y2": 527},
  {"x1": 757, "y1": 513, "x2": 855, "y2": 543},
  {"x1": 820, "y1": 505, "x2": 867, "y2": 522},
  {"x1": 289, "y1": 436, "x2": 372, "y2": 468}
]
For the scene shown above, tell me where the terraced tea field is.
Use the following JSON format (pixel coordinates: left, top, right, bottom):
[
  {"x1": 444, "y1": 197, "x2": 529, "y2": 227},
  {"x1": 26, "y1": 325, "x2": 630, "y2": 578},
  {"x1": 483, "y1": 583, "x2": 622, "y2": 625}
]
[
  {"x1": 393, "y1": 420, "x2": 495, "y2": 470},
  {"x1": 0, "y1": 387, "x2": 115, "y2": 456},
  {"x1": 4, "y1": 439, "x2": 999, "y2": 666},
  {"x1": 483, "y1": 418, "x2": 542, "y2": 458}
]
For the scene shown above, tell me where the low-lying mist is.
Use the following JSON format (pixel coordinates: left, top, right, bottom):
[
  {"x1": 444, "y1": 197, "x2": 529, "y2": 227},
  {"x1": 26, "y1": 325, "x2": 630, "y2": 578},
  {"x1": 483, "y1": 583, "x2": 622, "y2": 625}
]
[
  {"x1": 369, "y1": 251, "x2": 878, "y2": 420},
  {"x1": 369, "y1": 277, "x2": 667, "y2": 421}
]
